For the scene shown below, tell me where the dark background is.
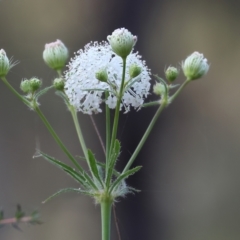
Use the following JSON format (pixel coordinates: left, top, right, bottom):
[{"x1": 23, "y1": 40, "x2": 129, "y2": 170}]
[{"x1": 1, "y1": 0, "x2": 240, "y2": 239}]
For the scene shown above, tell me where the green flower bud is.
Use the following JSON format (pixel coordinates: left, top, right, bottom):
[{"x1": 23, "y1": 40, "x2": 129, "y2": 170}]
[
  {"x1": 153, "y1": 82, "x2": 166, "y2": 96},
  {"x1": 165, "y1": 66, "x2": 178, "y2": 82},
  {"x1": 129, "y1": 64, "x2": 142, "y2": 78},
  {"x1": 0, "y1": 49, "x2": 11, "y2": 77},
  {"x1": 29, "y1": 77, "x2": 42, "y2": 92},
  {"x1": 43, "y1": 39, "x2": 68, "y2": 70},
  {"x1": 95, "y1": 68, "x2": 108, "y2": 82},
  {"x1": 53, "y1": 78, "x2": 65, "y2": 91},
  {"x1": 107, "y1": 28, "x2": 137, "y2": 58},
  {"x1": 182, "y1": 52, "x2": 209, "y2": 80},
  {"x1": 20, "y1": 79, "x2": 31, "y2": 93}
]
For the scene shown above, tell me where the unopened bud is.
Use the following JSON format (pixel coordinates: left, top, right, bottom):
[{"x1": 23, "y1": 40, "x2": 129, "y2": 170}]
[
  {"x1": 165, "y1": 66, "x2": 178, "y2": 82},
  {"x1": 20, "y1": 79, "x2": 31, "y2": 93},
  {"x1": 153, "y1": 82, "x2": 166, "y2": 96},
  {"x1": 129, "y1": 64, "x2": 141, "y2": 78},
  {"x1": 182, "y1": 52, "x2": 209, "y2": 80},
  {"x1": 53, "y1": 78, "x2": 65, "y2": 91},
  {"x1": 95, "y1": 68, "x2": 108, "y2": 82},
  {"x1": 29, "y1": 77, "x2": 42, "y2": 92},
  {"x1": 0, "y1": 49, "x2": 10, "y2": 77},
  {"x1": 43, "y1": 40, "x2": 68, "y2": 71},
  {"x1": 107, "y1": 28, "x2": 137, "y2": 58}
]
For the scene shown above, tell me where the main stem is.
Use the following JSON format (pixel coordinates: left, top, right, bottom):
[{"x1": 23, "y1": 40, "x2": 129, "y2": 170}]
[
  {"x1": 108, "y1": 57, "x2": 126, "y2": 160},
  {"x1": 101, "y1": 200, "x2": 112, "y2": 240}
]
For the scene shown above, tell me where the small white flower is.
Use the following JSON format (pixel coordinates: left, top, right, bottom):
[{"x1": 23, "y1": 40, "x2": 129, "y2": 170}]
[
  {"x1": 64, "y1": 41, "x2": 151, "y2": 114},
  {"x1": 107, "y1": 28, "x2": 137, "y2": 58},
  {"x1": 182, "y1": 52, "x2": 209, "y2": 80}
]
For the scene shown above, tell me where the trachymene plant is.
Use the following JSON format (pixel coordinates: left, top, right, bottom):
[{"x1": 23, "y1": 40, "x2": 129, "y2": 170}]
[{"x1": 0, "y1": 28, "x2": 209, "y2": 240}]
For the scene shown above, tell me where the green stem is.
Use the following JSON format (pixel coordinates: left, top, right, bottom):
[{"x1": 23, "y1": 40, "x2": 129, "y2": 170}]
[
  {"x1": 68, "y1": 105, "x2": 89, "y2": 163},
  {"x1": 34, "y1": 105, "x2": 84, "y2": 173},
  {"x1": 57, "y1": 69, "x2": 62, "y2": 77},
  {"x1": 100, "y1": 199, "x2": 112, "y2": 240},
  {"x1": 105, "y1": 91, "x2": 111, "y2": 162},
  {"x1": 142, "y1": 100, "x2": 160, "y2": 108},
  {"x1": 122, "y1": 78, "x2": 191, "y2": 174},
  {"x1": 122, "y1": 100, "x2": 167, "y2": 174},
  {"x1": 1, "y1": 77, "x2": 31, "y2": 106},
  {"x1": 168, "y1": 79, "x2": 190, "y2": 103},
  {"x1": 109, "y1": 57, "x2": 126, "y2": 160}
]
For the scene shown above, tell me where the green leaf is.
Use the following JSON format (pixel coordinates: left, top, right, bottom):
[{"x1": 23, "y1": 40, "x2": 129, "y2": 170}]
[
  {"x1": 0, "y1": 209, "x2": 3, "y2": 221},
  {"x1": 88, "y1": 149, "x2": 104, "y2": 188},
  {"x1": 12, "y1": 223, "x2": 22, "y2": 231},
  {"x1": 105, "y1": 139, "x2": 121, "y2": 187},
  {"x1": 42, "y1": 188, "x2": 92, "y2": 204},
  {"x1": 15, "y1": 205, "x2": 24, "y2": 220},
  {"x1": 30, "y1": 210, "x2": 42, "y2": 225},
  {"x1": 109, "y1": 166, "x2": 142, "y2": 193},
  {"x1": 38, "y1": 151, "x2": 89, "y2": 188}
]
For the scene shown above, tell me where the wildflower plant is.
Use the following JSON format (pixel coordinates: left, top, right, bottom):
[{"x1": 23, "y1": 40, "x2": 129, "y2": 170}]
[{"x1": 0, "y1": 28, "x2": 209, "y2": 240}]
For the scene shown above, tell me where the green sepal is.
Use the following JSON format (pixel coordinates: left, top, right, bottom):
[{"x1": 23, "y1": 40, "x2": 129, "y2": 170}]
[
  {"x1": 105, "y1": 139, "x2": 121, "y2": 187},
  {"x1": 109, "y1": 166, "x2": 142, "y2": 193},
  {"x1": 42, "y1": 188, "x2": 93, "y2": 204},
  {"x1": 88, "y1": 149, "x2": 104, "y2": 188},
  {"x1": 34, "y1": 86, "x2": 53, "y2": 100}
]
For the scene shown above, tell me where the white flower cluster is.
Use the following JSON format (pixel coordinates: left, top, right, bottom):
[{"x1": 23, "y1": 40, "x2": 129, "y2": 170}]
[{"x1": 64, "y1": 41, "x2": 151, "y2": 114}]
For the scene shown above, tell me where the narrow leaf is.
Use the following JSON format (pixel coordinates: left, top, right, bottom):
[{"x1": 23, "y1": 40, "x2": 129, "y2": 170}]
[
  {"x1": 38, "y1": 151, "x2": 88, "y2": 187},
  {"x1": 88, "y1": 149, "x2": 104, "y2": 187},
  {"x1": 42, "y1": 188, "x2": 92, "y2": 204},
  {"x1": 109, "y1": 166, "x2": 142, "y2": 193},
  {"x1": 15, "y1": 205, "x2": 24, "y2": 220},
  {"x1": 12, "y1": 223, "x2": 22, "y2": 231},
  {"x1": 0, "y1": 210, "x2": 3, "y2": 220},
  {"x1": 106, "y1": 140, "x2": 121, "y2": 187}
]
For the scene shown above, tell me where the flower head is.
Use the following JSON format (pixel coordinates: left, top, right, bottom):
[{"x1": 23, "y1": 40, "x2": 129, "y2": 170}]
[
  {"x1": 182, "y1": 52, "x2": 209, "y2": 80},
  {"x1": 43, "y1": 39, "x2": 68, "y2": 70},
  {"x1": 107, "y1": 28, "x2": 137, "y2": 58},
  {"x1": 64, "y1": 41, "x2": 151, "y2": 114}
]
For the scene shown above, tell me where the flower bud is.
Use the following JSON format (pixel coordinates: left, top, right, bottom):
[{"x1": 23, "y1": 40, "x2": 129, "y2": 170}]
[
  {"x1": 29, "y1": 77, "x2": 42, "y2": 92},
  {"x1": 129, "y1": 64, "x2": 142, "y2": 78},
  {"x1": 20, "y1": 79, "x2": 31, "y2": 93},
  {"x1": 107, "y1": 28, "x2": 137, "y2": 58},
  {"x1": 43, "y1": 40, "x2": 68, "y2": 70},
  {"x1": 165, "y1": 66, "x2": 178, "y2": 82},
  {"x1": 153, "y1": 82, "x2": 166, "y2": 96},
  {"x1": 53, "y1": 77, "x2": 65, "y2": 91},
  {"x1": 95, "y1": 68, "x2": 108, "y2": 82},
  {"x1": 182, "y1": 52, "x2": 209, "y2": 80},
  {"x1": 0, "y1": 49, "x2": 10, "y2": 77}
]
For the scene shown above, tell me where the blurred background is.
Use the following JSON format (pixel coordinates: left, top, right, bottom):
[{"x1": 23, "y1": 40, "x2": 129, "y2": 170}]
[{"x1": 0, "y1": 0, "x2": 240, "y2": 239}]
